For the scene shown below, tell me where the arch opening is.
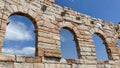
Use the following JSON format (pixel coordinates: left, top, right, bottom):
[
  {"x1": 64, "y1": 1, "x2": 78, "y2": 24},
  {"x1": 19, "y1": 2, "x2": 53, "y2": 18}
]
[
  {"x1": 118, "y1": 38, "x2": 120, "y2": 48},
  {"x1": 2, "y1": 13, "x2": 37, "y2": 57},
  {"x1": 92, "y1": 33, "x2": 109, "y2": 60},
  {"x1": 60, "y1": 27, "x2": 79, "y2": 59},
  {"x1": 118, "y1": 38, "x2": 120, "y2": 55}
]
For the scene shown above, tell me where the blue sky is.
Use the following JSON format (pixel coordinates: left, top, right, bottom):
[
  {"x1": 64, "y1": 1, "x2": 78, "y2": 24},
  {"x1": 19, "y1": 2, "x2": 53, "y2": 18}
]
[
  {"x1": 56, "y1": 0, "x2": 120, "y2": 24},
  {"x1": 2, "y1": 0, "x2": 120, "y2": 60}
]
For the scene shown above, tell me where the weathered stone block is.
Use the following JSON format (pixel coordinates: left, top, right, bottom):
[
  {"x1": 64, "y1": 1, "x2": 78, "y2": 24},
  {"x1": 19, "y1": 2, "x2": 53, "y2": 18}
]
[
  {"x1": 60, "y1": 58, "x2": 67, "y2": 63},
  {"x1": 16, "y1": 56, "x2": 25, "y2": 62},
  {"x1": 25, "y1": 56, "x2": 42, "y2": 63},
  {"x1": 0, "y1": 54, "x2": 15, "y2": 61},
  {"x1": 38, "y1": 37, "x2": 56, "y2": 44},
  {"x1": 14, "y1": 63, "x2": 33, "y2": 68},
  {"x1": 34, "y1": 63, "x2": 44, "y2": 68}
]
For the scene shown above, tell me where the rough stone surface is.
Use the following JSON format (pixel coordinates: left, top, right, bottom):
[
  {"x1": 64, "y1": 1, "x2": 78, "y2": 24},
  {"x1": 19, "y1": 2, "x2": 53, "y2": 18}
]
[{"x1": 0, "y1": 0, "x2": 120, "y2": 68}]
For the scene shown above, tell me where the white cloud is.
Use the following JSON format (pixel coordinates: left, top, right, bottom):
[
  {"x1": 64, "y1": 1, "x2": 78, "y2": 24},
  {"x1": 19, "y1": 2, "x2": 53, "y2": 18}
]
[
  {"x1": 60, "y1": 35, "x2": 65, "y2": 42},
  {"x1": 5, "y1": 22, "x2": 33, "y2": 41},
  {"x1": 2, "y1": 47, "x2": 35, "y2": 56}
]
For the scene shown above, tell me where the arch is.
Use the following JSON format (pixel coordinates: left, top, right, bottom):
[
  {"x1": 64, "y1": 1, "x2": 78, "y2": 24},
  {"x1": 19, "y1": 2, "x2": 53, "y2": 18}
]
[
  {"x1": 115, "y1": 33, "x2": 120, "y2": 48},
  {"x1": 62, "y1": 27, "x2": 79, "y2": 49},
  {"x1": 115, "y1": 33, "x2": 120, "y2": 49},
  {"x1": 118, "y1": 36, "x2": 120, "y2": 48},
  {"x1": 57, "y1": 21, "x2": 80, "y2": 38},
  {"x1": 62, "y1": 27, "x2": 77, "y2": 38},
  {"x1": 9, "y1": 12, "x2": 37, "y2": 28},
  {"x1": 90, "y1": 28, "x2": 104, "y2": 36},
  {"x1": 92, "y1": 32, "x2": 109, "y2": 60},
  {"x1": 4, "y1": 2, "x2": 40, "y2": 23},
  {"x1": 94, "y1": 32, "x2": 106, "y2": 41},
  {"x1": 9, "y1": 12, "x2": 38, "y2": 45},
  {"x1": 2, "y1": 12, "x2": 38, "y2": 56},
  {"x1": 60, "y1": 27, "x2": 80, "y2": 59},
  {"x1": 10, "y1": 12, "x2": 38, "y2": 52}
]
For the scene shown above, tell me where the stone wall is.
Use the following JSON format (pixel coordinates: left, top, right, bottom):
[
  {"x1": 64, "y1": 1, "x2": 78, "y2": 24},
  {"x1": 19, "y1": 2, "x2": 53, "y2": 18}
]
[{"x1": 0, "y1": 0, "x2": 120, "y2": 68}]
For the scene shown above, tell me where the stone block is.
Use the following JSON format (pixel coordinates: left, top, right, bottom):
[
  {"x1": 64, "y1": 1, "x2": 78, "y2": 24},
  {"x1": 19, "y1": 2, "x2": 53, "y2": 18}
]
[
  {"x1": 36, "y1": 48, "x2": 44, "y2": 56},
  {"x1": 11, "y1": 5, "x2": 18, "y2": 12},
  {"x1": 84, "y1": 60, "x2": 97, "y2": 64},
  {"x1": 0, "y1": 1, "x2": 4, "y2": 9},
  {"x1": 25, "y1": 56, "x2": 42, "y2": 63},
  {"x1": 79, "y1": 25, "x2": 89, "y2": 30},
  {"x1": 16, "y1": 55, "x2": 25, "y2": 62},
  {"x1": 38, "y1": 42, "x2": 59, "y2": 50},
  {"x1": 53, "y1": 35, "x2": 60, "y2": 40},
  {"x1": 14, "y1": 63, "x2": 33, "y2": 68},
  {"x1": 74, "y1": 65, "x2": 97, "y2": 68},
  {"x1": 38, "y1": 32, "x2": 52, "y2": 38},
  {"x1": 0, "y1": 62, "x2": 13, "y2": 68},
  {"x1": 44, "y1": 48, "x2": 61, "y2": 57},
  {"x1": 43, "y1": 56, "x2": 60, "y2": 63},
  {"x1": 96, "y1": 65, "x2": 105, "y2": 68},
  {"x1": 0, "y1": 54, "x2": 15, "y2": 61},
  {"x1": 72, "y1": 64, "x2": 81, "y2": 68},
  {"x1": 38, "y1": 37, "x2": 56, "y2": 44},
  {"x1": 43, "y1": 22, "x2": 56, "y2": 29},
  {"x1": 28, "y1": 9, "x2": 38, "y2": 18},
  {"x1": 81, "y1": 47, "x2": 91, "y2": 52},
  {"x1": 104, "y1": 64, "x2": 112, "y2": 68},
  {"x1": 34, "y1": 63, "x2": 44, "y2": 68},
  {"x1": 60, "y1": 58, "x2": 67, "y2": 63}
]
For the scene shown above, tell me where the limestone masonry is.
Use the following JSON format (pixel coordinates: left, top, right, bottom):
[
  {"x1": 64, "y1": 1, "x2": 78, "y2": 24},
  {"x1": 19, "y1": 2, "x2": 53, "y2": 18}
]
[{"x1": 0, "y1": 0, "x2": 120, "y2": 68}]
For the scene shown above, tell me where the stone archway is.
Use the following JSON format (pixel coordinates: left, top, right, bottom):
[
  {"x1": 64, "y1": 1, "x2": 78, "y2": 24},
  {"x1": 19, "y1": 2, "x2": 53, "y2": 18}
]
[{"x1": 60, "y1": 27, "x2": 79, "y2": 59}]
